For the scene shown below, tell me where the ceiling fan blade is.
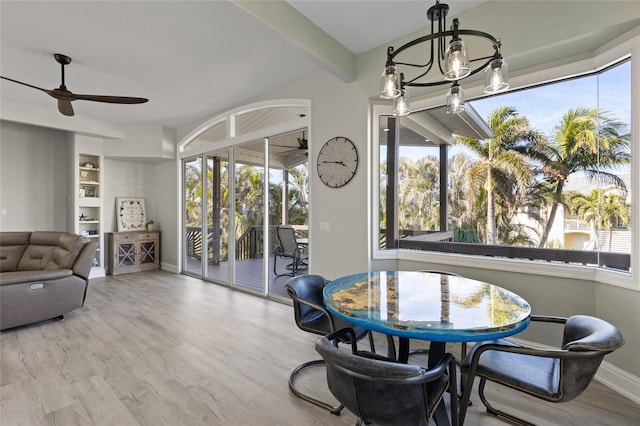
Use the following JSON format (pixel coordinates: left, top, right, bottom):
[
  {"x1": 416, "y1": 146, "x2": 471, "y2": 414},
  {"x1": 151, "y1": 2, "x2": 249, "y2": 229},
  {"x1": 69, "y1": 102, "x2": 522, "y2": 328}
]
[
  {"x1": 1, "y1": 76, "x2": 53, "y2": 95},
  {"x1": 4, "y1": 54, "x2": 149, "y2": 116},
  {"x1": 58, "y1": 99, "x2": 74, "y2": 116},
  {"x1": 72, "y1": 93, "x2": 149, "y2": 104}
]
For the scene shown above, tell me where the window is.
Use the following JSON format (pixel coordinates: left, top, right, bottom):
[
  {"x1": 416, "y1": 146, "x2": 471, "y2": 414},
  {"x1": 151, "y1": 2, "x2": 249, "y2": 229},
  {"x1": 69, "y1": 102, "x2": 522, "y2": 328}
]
[{"x1": 377, "y1": 59, "x2": 632, "y2": 273}]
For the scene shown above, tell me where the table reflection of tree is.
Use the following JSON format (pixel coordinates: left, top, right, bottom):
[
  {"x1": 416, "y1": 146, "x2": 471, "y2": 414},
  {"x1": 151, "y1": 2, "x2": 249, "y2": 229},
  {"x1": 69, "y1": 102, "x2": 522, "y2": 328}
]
[
  {"x1": 440, "y1": 274, "x2": 450, "y2": 324},
  {"x1": 453, "y1": 285, "x2": 528, "y2": 326}
]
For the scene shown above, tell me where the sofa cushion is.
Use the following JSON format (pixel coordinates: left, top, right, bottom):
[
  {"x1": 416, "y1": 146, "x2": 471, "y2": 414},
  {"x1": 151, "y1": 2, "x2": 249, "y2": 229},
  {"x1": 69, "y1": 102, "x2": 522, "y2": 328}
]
[
  {"x1": 18, "y1": 232, "x2": 89, "y2": 271},
  {"x1": 0, "y1": 232, "x2": 31, "y2": 272}
]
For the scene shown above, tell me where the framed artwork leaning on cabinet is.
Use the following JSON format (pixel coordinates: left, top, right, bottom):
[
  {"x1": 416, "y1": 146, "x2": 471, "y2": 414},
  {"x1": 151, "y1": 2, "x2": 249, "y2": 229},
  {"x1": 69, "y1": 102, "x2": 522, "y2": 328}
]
[{"x1": 116, "y1": 197, "x2": 146, "y2": 232}]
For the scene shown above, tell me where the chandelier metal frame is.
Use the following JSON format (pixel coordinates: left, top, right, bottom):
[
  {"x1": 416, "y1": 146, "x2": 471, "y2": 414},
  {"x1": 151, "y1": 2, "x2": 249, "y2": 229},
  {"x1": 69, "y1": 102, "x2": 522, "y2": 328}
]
[{"x1": 380, "y1": 1, "x2": 509, "y2": 115}]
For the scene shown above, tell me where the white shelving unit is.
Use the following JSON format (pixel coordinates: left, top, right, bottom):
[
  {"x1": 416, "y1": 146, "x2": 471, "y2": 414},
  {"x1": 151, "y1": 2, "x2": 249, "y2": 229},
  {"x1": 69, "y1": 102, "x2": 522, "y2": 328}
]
[{"x1": 74, "y1": 146, "x2": 105, "y2": 278}]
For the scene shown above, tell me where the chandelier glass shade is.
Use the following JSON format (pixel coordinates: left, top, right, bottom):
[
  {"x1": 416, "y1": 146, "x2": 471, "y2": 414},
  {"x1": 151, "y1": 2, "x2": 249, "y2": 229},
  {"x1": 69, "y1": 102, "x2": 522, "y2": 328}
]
[
  {"x1": 380, "y1": 65, "x2": 402, "y2": 99},
  {"x1": 484, "y1": 58, "x2": 509, "y2": 93},
  {"x1": 393, "y1": 88, "x2": 411, "y2": 117},
  {"x1": 445, "y1": 82, "x2": 464, "y2": 114},
  {"x1": 380, "y1": 0, "x2": 510, "y2": 115}
]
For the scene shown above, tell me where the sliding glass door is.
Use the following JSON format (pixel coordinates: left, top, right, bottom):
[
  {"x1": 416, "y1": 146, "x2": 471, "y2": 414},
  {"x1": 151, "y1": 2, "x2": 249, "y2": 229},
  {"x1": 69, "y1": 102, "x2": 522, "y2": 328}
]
[
  {"x1": 233, "y1": 139, "x2": 266, "y2": 293},
  {"x1": 182, "y1": 149, "x2": 230, "y2": 283},
  {"x1": 181, "y1": 128, "x2": 308, "y2": 299}
]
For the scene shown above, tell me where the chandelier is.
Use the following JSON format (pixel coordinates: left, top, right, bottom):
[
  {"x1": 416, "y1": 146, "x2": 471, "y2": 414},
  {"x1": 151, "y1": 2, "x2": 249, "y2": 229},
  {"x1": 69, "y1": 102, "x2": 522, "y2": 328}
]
[{"x1": 380, "y1": 0, "x2": 510, "y2": 116}]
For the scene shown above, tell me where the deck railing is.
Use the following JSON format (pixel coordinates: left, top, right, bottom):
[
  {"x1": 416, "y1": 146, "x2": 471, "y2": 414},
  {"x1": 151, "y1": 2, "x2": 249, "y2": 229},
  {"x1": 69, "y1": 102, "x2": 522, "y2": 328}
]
[
  {"x1": 186, "y1": 225, "x2": 308, "y2": 262},
  {"x1": 397, "y1": 238, "x2": 630, "y2": 271},
  {"x1": 188, "y1": 226, "x2": 630, "y2": 271},
  {"x1": 379, "y1": 228, "x2": 630, "y2": 271},
  {"x1": 564, "y1": 219, "x2": 590, "y2": 231}
]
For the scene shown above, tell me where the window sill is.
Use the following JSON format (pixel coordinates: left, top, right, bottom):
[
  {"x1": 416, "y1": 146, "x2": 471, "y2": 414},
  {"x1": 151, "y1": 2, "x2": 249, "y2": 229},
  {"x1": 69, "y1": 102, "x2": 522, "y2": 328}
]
[{"x1": 378, "y1": 248, "x2": 638, "y2": 291}]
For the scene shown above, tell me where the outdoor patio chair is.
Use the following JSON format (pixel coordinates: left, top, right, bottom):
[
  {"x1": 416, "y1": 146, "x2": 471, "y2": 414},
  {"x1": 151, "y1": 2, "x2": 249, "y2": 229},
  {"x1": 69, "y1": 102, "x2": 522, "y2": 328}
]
[
  {"x1": 458, "y1": 314, "x2": 625, "y2": 425},
  {"x1": 274, "y1": 226, "x2": 307, "y2": 277}
]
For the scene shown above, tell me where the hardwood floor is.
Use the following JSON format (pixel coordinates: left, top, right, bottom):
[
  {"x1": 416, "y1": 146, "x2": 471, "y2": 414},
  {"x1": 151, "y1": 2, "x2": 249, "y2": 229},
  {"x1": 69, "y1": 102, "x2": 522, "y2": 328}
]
[{"x1": 1, "y1": 270, "x2": 639, "y2": 425}]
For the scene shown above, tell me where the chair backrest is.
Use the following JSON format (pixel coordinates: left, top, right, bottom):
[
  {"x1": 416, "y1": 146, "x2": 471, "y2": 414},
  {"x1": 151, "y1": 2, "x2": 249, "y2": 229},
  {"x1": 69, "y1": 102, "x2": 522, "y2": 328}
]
[
  {"x1": 276, "y1": 226, "x2": 299, "y2": 257},
  {"x1": 285, "y1": 274, "x2": 329, "y2": 335},
  {"x1": 316, "y1": 329, "x2": 447, "y2": 426},
  {"x1": 559, "y1": 315, "x2": 625, "y2": 401}
]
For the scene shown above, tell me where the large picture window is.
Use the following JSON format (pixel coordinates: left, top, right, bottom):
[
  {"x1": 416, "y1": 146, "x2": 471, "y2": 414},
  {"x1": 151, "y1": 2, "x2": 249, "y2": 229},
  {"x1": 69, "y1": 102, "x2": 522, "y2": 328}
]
[{"x1": 378, "y1": 58, "x2": 632, "y2": 273}]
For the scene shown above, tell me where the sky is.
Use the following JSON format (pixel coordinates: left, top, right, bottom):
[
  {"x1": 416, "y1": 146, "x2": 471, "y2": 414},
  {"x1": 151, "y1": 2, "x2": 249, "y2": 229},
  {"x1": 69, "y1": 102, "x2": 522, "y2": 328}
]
[
  {"x1": 470, "y1": 60, "x2": 631, "y2": 140},
  {"x1": 400, "y1": 59, "x2": 631, "y2": 169}
]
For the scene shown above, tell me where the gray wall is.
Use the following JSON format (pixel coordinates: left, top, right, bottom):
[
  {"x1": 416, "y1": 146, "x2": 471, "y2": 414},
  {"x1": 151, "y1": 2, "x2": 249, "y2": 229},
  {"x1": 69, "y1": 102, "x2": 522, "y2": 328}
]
[
  {"x1": 0, "y1": 121, "x2": 178, "y2": 272},
  {"x1": 0, "y1": 120, "x2": 72, "y2": 231}
]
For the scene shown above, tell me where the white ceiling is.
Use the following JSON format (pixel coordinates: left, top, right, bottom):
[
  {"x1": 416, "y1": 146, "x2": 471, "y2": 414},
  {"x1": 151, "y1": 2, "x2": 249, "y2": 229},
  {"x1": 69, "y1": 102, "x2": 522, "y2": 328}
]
[
  {"x1": 1, "y1": 1, "x2": 637, "y2": 133},
  {"x1": 288, "y1": 1, "x2": 483, "y2": 55},
  {"x1": 0, "y1": 1, "x2": 485, "y2": 130}
]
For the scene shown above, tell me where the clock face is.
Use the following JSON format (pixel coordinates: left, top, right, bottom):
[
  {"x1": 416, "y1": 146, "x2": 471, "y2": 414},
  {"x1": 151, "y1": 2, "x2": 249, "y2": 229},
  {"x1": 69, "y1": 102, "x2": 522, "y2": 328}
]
[{"x1": 317, "y1": 137, "x2": 358, "y2": 188}]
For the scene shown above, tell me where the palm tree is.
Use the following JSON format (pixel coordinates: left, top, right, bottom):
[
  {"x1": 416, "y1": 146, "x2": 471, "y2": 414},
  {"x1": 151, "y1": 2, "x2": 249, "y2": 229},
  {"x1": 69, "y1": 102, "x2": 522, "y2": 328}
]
[
  {"x1": 234, "y1": 164, "x2": 264, "y2": 237},
  {"x1": 528, "y1": 107, "x2": 630, "y2": 247},
  {"x1": 447, "y1": 153, "x2": 474, "y2": 229},
  {"x1": 398, "y1": 156, "x2": 440, "y2": 231},
  {"x1": 287, "y1": 164, "x2": 309, "y2": 225},
  {"x1": 570, "y1": 189, "x2": 630, "y2": 251},
  {"x1": 454, "y1": 106, "x2": 543, "y2": 244}
]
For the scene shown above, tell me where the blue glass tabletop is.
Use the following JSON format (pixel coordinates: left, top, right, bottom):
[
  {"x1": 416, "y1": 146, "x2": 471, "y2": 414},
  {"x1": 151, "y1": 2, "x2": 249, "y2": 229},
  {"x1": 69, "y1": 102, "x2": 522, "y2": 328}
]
[{"x1": 323, "y1": 271, "x2": 531, "y2": 342}]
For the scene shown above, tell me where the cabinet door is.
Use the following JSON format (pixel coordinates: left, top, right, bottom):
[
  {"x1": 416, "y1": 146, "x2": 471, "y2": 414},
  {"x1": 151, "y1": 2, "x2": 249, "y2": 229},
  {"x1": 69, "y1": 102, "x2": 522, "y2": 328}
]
[
  {"x1": 117, "y1": 242, "x2": 137, "y2": 267},
  {"x1": 139, "y1": 241, "x2": 157, "y2": 265}
]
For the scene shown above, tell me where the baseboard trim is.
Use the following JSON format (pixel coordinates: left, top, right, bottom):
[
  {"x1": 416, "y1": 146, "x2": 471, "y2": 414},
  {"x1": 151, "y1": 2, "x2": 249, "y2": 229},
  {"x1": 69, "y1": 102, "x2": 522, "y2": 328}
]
[
  {"x1": 596, "y1": 360, "x2": 640, "y2": 405},
  {"x1": 160, "y1": 262, "x2": 179, "y2": 273},
  {"x1": 509, "y1": 336, "x2": 640, "y2": 405}
]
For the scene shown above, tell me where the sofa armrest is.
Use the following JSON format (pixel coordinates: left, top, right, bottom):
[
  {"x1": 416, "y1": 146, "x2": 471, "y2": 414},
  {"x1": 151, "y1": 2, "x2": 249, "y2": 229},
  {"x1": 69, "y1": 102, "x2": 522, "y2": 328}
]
[{"x1": 73, "y1": 242, "x2": 98, "y2": 280}]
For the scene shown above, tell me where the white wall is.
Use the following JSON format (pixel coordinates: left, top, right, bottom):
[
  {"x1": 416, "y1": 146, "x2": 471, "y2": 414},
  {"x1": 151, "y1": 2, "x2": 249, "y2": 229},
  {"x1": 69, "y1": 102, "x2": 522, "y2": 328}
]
[
  {"x1": 103, "y1": 159, "x2": 156, "y2": 233},
  {"x1": 245, "y1": 71, "x2": 371, "y2": 278},
  {"x1": 0, "y1": 120, "x2": 72, "y2": 231},
  {"x1": 102, "y1": 157, "x2": 178, "y2": 271}
]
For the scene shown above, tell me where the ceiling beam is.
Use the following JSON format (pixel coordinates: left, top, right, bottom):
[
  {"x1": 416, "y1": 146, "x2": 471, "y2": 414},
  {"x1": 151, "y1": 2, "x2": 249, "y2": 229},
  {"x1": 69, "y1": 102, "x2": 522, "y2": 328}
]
[{"x1": 232, "y1": 1, "x2": 356, "y2": 83}]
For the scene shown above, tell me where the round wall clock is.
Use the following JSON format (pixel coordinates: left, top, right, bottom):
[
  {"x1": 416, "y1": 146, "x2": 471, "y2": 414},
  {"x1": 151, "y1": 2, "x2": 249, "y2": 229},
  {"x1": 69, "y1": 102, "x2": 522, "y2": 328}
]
[{"x1": 317, "y1": 137, "x2": 359, "y2": 188}]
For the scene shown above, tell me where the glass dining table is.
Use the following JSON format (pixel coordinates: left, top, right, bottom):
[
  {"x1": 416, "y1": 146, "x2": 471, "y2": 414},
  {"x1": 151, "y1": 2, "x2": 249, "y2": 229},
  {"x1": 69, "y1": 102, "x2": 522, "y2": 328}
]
[
  {"x1": 323, "y1": 270, "x2": 531, "y2": 365},
  {"x1": 323, "y1": 270, "x2": 531, "y2": 425}
]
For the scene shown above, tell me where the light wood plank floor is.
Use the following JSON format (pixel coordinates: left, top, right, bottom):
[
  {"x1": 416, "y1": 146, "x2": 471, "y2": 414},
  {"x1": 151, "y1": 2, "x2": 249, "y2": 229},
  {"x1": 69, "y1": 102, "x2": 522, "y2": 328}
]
[{"x1": 1, "y1": 270, "x2": 639, "y2": 425}]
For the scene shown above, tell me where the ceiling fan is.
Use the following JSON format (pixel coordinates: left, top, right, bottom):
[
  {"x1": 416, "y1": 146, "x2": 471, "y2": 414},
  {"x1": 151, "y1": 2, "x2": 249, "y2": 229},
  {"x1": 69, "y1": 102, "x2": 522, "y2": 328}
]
[
  {"x1": 0, "y1": 53, "x2": 148, "y2": 117},
  {"x1": 271, "y1": 130, "x2": 308, "y2": 155}
]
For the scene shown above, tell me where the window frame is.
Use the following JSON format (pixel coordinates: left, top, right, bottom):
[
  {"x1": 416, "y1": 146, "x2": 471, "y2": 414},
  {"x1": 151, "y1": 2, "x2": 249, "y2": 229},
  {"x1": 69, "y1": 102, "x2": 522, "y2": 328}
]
[{"x1": 370, "y1": 33, "x2": 639, "y2": 290}]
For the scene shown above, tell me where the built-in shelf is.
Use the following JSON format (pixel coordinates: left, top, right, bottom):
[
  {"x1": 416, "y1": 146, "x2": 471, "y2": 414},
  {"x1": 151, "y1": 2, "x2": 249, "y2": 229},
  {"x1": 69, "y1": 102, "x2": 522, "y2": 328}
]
[{"x1": 77, "y1": 153, "x2": 103, "y2": 271}]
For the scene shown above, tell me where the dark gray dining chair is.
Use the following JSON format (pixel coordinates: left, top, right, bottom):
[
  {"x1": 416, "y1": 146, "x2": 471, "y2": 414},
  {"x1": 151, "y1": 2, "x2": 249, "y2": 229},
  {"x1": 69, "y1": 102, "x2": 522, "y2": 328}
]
[
  {"x1": 274, "y1": 226, "x2": 307, "y2": 277},
  {"x1": 316, "y1": 327, "x2": 459, "y2": 426},
  {"x1": 285, "y1": 275, "x2": 376, "y2": 414},
  {"x1": 458, "y1": 314, "x2": 625, "y2": 425}
]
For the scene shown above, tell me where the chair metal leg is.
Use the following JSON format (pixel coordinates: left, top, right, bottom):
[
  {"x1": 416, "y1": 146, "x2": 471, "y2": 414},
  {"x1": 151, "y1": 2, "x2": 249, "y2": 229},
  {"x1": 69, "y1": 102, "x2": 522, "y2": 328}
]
[
  {"x1": 274, "y1": 254, "x2": 293, "y2": 278},
  {"x1": 289, "y1": 359, "x2": 344, "y2": 415},
  {"x1": 478, "y1": 378, "x2": 536, "y2": 426}
]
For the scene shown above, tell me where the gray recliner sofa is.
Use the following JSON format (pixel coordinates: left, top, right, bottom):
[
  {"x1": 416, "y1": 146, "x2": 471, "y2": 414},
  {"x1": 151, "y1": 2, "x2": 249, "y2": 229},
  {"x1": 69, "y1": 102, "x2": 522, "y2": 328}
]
[{"x1": 0, "y1": 231, "x2": 97, "y2": 330}]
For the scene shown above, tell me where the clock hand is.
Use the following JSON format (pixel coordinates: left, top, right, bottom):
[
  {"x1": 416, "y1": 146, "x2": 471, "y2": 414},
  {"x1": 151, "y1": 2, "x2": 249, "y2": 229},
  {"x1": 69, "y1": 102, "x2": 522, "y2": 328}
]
[{"x1": 322, "y1": 160, "x2": 347, "y2": 166}]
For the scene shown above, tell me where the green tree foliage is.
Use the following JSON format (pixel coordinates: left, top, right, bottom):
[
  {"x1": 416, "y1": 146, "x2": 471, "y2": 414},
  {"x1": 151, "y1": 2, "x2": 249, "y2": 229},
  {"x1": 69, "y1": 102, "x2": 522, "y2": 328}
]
[
  {"x1": 453, "y1": 106, "x2": 543, "y2": 245},
  {"x1": 524, "y1": 107, "x2": 630, "y2": 247},
  {"x1": 570, "y1": 189, "x2": 630, "y2": 251}
]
